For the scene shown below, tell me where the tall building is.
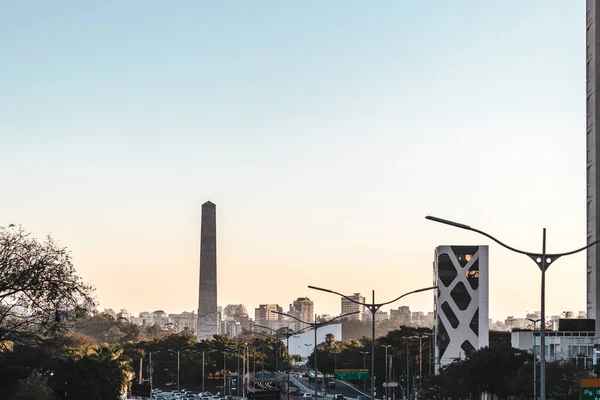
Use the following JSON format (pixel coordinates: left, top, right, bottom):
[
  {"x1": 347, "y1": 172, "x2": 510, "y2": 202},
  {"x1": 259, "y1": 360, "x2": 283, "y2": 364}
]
[
  {"x1": 169, "y1": 311, "x2": 198, "y2": 333},
  {"x1": 390, "y1": 306, "x2": 412, "y2": 325},
  {"x1": 290, "y1": 297, "x2": 314, "y2": 325},
  {"x1": 197, "y1": 201, "x2": 218, "y2": 341},
  {"x1": 224, "y1": 304, "x2": 248, "y2": 319},
  {"x1": 587, "y1": 0, "x2": 600, "y2": 336},
  {"x1": 341, "y1": 293, "x2": 365, "y2": 320},
  {"x1": 254, "y1": 304, "x2": 283, "y2": 324},
  {"x1": 433, "y1": 245, "x2": 489, "y2": 372}
]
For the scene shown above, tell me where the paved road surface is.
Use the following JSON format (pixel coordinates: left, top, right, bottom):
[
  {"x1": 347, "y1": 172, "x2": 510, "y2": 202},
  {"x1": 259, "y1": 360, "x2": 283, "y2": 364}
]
[{"x1": 291, "y1": 376, "x2": 367, "y2": 399}]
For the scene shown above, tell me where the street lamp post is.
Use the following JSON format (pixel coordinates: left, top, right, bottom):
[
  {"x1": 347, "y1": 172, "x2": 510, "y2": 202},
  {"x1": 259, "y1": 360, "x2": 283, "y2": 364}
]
[
  {"x1": 383, "y1": 345, "x2": 392, "y2": 400},
  {"x1": 255, "y1": 325, "x2": 307, "y2": 400},
  {"x1": 426, "y1": 215, "x2": 600, "y2": 400},
  {"x1": 305, "y1": 343, "x2": 313, "y2": 362},
  {"x1": 408, "y1": 333, "x2": 431, "y2": 395},
  {"x1": 403, "y1": 339, "x2": 409, "y2": 400},
  {"x1": 166, "y1": 350, "x2": 180, "y2": 391},
  {"x1": 529, "y1": 318, "x2": 541, "y2": 400},
  {"x1": 308, "y1": 285, "x2": 437, "y2": 400},
  {"x1": 272, "y1": 310, "x2": 360, "y2": 399},
  {"x1": 223, "y1": 351, "x2": 227, "y2": 396},
  {"x1": 360, "y1": 351, "x2": 369, "y2": 393},
  {"x1": 149, "y1": 351, "x2": 161, "y2": 395},
  {"x1": 332, "y1": 351, "x2": 340, "y2": 396},
  {"x1": 202, "y1": 350, "x2": 216, "y2": 393}
]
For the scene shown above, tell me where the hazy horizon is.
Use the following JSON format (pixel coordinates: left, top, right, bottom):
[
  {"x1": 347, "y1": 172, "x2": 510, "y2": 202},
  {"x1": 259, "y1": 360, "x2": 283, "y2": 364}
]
[{"x1": 1, "y1": 1, "x2": 588, "y2": 324}]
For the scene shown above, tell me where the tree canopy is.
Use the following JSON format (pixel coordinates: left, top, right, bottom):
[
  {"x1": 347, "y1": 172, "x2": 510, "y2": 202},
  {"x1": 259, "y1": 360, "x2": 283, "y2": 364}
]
[{"x1": 0, "y1": 225, "x2": 94, "y2": 348}]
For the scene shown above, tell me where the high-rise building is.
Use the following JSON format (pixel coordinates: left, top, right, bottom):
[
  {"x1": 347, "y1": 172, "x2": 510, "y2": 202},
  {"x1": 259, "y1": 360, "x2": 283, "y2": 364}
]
[
  {"x1": 197, "y1": 201, "x2": 218, "y2": 341},
  {"x1": 152, "y1": 310, "x2": 170, "y2": 327},
  {"x1": 587, "y1": 0, "x2": 600, "y2": 335},
  {"x1": 341, "y1": 293, "x2": 365, "y2": 320},
  {"x1": 255, "y1": 304, "x2": 283, "y2": 324},
  {"x1": 224, "y1": 304, "x2": 248, "y2": 318},
  {"x1": 169, "y1": 311, "x2": 198, "y2": 333},
  {"x1": 390, "y1": 306, "x2": 412, "y2": 325},
  {"x1": 433, "y1": 245, "x2": 489, "y2": 372},
  {"x1": 290, "y1": 297, "x2": 314, "y2": 324}
]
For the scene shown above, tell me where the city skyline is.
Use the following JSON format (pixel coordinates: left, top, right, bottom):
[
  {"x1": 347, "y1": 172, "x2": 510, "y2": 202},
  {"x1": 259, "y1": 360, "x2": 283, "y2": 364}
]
[{"x1": 0, "y1": 2, "x2": 587, "y2": 323}]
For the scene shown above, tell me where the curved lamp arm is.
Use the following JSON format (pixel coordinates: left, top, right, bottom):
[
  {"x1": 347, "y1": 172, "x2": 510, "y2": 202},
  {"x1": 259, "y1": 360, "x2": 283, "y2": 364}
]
[
  {"x1": 308, "y1": 285, "x2": 366, "y2": 307},
  {"x1": 379, "y1": 286, "x2": 437, "y2": 308},
  {"x1": 271, "y1": 310, "x2": 310, "y2": 325},
  {"x1": 426, "y1": 215, "x2": 600, "y2": 258},
  {"x1": 323, "y1": 311, "x2": 360, "y2": 325},
  {"x1": 271, "y1": 310, "x2": 359, "y2": 328},
  {"x1": 426, "y1": 216, "x2": 532, "y2": 256},
  {"x1": 309, "y1": 285, "x2": 437, "y2": 308}
]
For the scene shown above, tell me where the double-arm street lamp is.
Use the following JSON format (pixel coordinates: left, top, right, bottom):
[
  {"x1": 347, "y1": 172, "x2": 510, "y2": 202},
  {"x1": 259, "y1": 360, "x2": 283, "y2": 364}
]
[
  {"x1": 426, "y1": 215, "x2": 600, "y2": 400},
  {"x1": 308, "y1": 285, "x2": 437, "y2": 400},
  {"x1": 272, "y1": 310, "x2": 360, "y2": 399}
]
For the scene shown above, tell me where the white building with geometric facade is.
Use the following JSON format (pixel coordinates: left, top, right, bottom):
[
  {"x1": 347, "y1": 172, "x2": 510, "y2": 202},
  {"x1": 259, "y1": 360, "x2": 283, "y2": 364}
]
[{"x1": 433, "y1": 245, "x2": 489, "y2": 372}]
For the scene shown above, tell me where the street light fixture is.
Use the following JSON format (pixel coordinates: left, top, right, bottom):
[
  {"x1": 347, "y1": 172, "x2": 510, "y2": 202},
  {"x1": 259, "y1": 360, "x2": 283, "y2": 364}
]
[
  {"x1": 425, "y1": 215, "x2": 600, "y2": 400},
  {"x1": 272, "y1": 310, "x2": 360, "y2": 399},
  {"x1": 308, "y1": 285, "x2": 437, "y2": 400}
]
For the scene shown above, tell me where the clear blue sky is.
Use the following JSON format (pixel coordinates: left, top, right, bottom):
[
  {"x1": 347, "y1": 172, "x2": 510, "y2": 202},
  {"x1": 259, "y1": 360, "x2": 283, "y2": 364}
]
[{"x1": 0, "y1": 1, "x2": 587, "y2": 320}]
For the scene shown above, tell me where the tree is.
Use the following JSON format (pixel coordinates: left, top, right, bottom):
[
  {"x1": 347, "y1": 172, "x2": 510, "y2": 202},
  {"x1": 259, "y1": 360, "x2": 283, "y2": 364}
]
[
  {"x1": 14, "y1": 371, "x2": 55, "y2": 400},
  {"x1": 461, "y1": 345, "x2": 530, "y2": 398},
  {"x1": 325, "y1": 333, "x2": 336, "y2": 348},
  {"x1": 489, "y1": 330, "x2": 511, "y2": 348},
  {"x1": 0, "y1": 225, "x2": 94, "y2": 347},
  {"x1": 50, "y1": 345, "x2": 131, "y2": 400}
]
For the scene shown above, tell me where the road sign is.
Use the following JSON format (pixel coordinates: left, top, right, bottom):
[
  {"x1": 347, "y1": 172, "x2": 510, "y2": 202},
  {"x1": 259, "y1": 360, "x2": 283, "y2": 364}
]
[
  {"x1": 334, "y1": 369, "x2": 369, "y2": 380},
  {"x1": 581, "y1": 388, "x2": 600, "y2": 399},
  {"x1": 581, "y1": 378, "x2": 600, "y2": 399},
  {"x1": 383, "y1": 382, "x2": 398, "y2": 388}
]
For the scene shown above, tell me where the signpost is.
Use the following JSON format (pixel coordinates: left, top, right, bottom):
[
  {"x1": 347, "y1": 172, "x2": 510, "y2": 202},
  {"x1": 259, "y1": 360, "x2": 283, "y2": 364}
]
[
  {"x1": 334, "y1": 369, "x2": 369, "y2": 380},
  {"x1": 581, "y1": 378, "x2": 600, "y2": 400}
]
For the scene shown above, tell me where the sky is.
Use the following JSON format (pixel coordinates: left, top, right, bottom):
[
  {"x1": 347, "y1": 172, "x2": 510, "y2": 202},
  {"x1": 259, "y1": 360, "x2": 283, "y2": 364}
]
[{"x1": 0, "y1": 1, "x2": 588, "y2": 321}]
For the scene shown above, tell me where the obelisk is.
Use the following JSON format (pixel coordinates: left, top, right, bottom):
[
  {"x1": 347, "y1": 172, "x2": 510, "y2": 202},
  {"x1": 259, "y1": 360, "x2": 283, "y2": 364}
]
[{"x1": 197, "y1": 201, "x2": 218, "y2": 341}]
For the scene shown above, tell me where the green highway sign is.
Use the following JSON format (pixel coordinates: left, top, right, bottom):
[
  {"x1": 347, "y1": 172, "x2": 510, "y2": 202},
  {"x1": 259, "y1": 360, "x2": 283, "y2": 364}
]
[
  {"x1": 582, "y1": 387, "x2": 600, "y2": 399},
  {"x1": 581, "y1": 378, "x2": 600, "y2": 399},
  {"x1": 334, "y1": 369, "x2": 369, "y2": 380}
]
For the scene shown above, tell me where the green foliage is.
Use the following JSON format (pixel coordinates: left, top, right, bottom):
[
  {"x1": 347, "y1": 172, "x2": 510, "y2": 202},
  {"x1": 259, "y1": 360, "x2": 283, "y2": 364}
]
[
  {"x1": 427, "y1": 344, "x2": 586, "y2": 399},
  {"x1": 14, "y1": 371, "x2": 55, "y2": 400},
  {"x1": 49, "y1": 345, "x2": 131, "y2": 400},
  {"x1": 0, "y1": 225, "x2": 94, "y2": 347}
]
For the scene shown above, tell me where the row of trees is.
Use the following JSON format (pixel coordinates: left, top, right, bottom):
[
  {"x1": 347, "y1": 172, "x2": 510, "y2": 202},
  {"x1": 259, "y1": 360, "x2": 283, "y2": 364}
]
[
  {"x1": 420, "y1": 346, "x2": 586, "y2": 399},
  {"x1": 0, "y1": 225, "x2": 594, "y2": 399}
]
